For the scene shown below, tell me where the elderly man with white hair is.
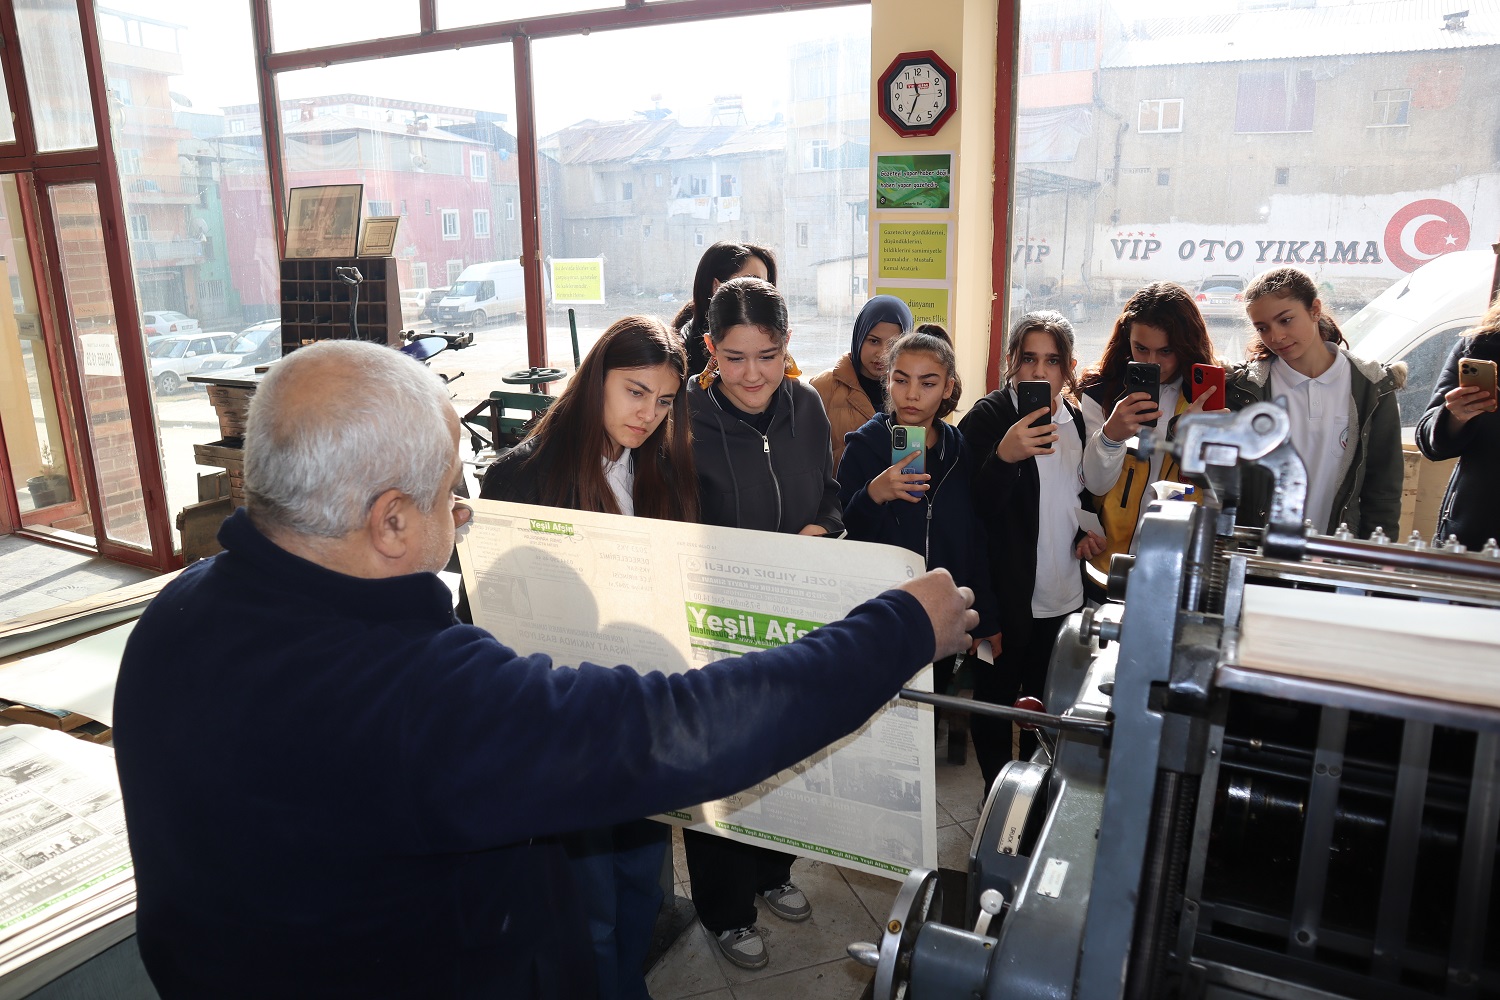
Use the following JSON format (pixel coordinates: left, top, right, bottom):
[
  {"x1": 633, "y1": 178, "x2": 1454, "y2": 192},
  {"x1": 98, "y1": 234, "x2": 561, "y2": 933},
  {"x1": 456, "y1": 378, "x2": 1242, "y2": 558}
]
[{"x1": 113, "y1": 340, "x2": 976, "y2": 999}]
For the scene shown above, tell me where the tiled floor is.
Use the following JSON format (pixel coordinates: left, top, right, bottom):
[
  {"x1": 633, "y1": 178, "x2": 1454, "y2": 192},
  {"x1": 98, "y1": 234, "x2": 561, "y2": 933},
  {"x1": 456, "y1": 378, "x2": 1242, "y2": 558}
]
[
  {"x1": 647, "y1": 729, "x2": 986, "y2": 1000},
  {"x1": 0, "y1": 535, "x2": 158, "y2": 622}
]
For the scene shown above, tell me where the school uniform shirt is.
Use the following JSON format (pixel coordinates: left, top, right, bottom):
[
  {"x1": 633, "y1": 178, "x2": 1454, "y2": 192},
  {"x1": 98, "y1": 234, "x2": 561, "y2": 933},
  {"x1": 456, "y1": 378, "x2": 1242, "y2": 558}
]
[
  {"x1": 1031, "y1": 397, "x2": 1086, "y2": 617},
  {"x1": 1268, "y1": 346, "x2": 1352, "y2": 533},
  {"x1": 604, "y1": 449, "x2": 634, "y2": 516}
]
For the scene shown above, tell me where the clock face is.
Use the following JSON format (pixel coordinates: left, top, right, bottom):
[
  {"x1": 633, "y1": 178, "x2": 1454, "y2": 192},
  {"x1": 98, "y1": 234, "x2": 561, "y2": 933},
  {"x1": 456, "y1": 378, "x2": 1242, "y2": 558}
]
[
  {"x1": 878, "y1": 51, "x2": 958, "y2": 138},
  {"x1": 888, "y1": 63, "x2": 949, "y2": 129}
]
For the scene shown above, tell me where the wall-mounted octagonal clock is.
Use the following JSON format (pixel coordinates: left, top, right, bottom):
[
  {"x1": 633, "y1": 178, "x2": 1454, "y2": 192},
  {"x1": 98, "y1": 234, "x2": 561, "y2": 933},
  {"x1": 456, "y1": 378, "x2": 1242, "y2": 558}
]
[{"x1": 878, "y1": 50, "x2": 957, "y2": 138}]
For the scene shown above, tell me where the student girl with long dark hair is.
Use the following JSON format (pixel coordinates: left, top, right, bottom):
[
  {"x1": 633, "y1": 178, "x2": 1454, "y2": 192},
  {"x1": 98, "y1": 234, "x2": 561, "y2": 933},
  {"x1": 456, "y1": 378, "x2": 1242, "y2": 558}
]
[
  {"x1": 810, "y1": 294, "x2": 914, "y2": 467},
  {"x1": 684, "y1": 275, "x2": 841, "y2": 971},
  {"x1": 836, "y1": 330, "x2": 999, "y2": 724},
  {"x1": 958, "y1": 311, "x2": 1105, "y2": 797},
  {"x1": 1226, "y1": 266, "x2": 1404, "y2": 537},
  {"x1": 1416, "y1": 296, "x2": 1500, "y2": 549},
  {"x1": 479, "y1": 315, "x2": 696, "y2": 1000},
  {"x1": 672, "y1": 241, "x2": 778, "y2": 381},
  {"x1": 1077, "y1": 282, "x2": 1221, "y2": 576}
]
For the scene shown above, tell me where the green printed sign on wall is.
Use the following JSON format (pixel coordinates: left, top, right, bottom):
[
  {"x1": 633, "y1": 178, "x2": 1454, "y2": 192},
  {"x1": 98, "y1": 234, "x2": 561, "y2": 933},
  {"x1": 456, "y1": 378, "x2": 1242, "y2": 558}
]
[{"x1": 875, "y1": 153, "x2": 953, "y2": 210}]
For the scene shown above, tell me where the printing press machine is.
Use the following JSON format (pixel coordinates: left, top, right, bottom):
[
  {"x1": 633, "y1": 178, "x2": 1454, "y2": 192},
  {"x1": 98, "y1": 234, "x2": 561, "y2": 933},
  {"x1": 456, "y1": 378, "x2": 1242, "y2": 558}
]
[{"x1": 850, "y1": 401, "x2": 1500, "y2": 999}]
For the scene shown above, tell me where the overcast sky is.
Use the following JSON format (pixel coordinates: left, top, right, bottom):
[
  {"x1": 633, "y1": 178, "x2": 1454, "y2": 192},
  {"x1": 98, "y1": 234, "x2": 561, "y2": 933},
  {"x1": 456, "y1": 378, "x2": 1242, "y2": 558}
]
[{"x1": 131, "y1": 1, "x2": 868, "y2": 133}]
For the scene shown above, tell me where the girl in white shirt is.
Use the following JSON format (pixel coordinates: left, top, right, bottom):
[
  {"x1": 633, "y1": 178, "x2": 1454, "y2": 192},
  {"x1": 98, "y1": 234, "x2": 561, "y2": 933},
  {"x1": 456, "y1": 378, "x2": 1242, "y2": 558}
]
[
  {"x1": 477, "y1": 315, "x2": 697, "y2": 1000},
  {"x1": 1226, "y1": 267, "x2": 1404, "y2": 537}
]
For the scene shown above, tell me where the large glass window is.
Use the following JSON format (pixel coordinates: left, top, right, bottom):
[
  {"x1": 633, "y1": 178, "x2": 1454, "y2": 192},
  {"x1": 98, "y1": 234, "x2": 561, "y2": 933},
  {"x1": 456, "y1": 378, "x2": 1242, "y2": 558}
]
[
  {"x1": 0, "y1": 176, "x2": 81, "y2": 530},
  {"x1": 1013, "y1": 0, "x2": 1500, "y2": 388},
  {"x1": 49, "y1": 183, "x2": 151, "y2": 551},
  {"x1": 18, "y1": 0, "x2": 99, "y2": 151},
  {"x1": 533, "y1": 7, "x2": 872, "y2": 380},
  {"x1": 97, "y1": 1, "x2": 281, "y2": 548},
  {"x1": 267, "y1": 0, "x2": 419, "y2": 53}
]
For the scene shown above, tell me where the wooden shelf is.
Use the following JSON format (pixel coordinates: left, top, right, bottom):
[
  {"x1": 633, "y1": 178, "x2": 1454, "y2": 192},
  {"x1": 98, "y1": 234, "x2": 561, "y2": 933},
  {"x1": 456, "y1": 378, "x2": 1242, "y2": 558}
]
[{"x1": 278, "y1": 257, "x2": 402, "y2": 356}]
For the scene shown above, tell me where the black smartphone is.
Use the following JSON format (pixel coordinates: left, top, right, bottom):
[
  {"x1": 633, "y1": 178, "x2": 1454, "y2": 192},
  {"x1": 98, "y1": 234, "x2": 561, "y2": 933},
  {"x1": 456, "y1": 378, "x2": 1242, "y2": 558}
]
[
  {"x1": 1017, "y1": 380, "x2": 1052, "y2": 429},
  {"x1": 1124, "y1": 361, "x2": 1162, "y2": 428}
]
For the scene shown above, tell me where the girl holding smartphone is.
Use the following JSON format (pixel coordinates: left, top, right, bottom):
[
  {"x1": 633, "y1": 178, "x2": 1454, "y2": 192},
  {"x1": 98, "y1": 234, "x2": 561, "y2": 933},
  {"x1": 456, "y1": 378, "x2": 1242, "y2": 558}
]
[
  {"x1": 1415, "y1": 297, "x2": 1500, "y2": 549},
  {"x1": 672, "y1": 241, "x2": 777, "y2": 381},
  {"x1": 1227, "y1": 267, "x2": 1404, "y2": 537},
  {"x1": 1077, "y1": 282, "x2": 1220, "y2": 578},
  {"x1": 836, "y1": 330, "x2": 1000, "y2": 750},
  {"x1": 958, "y1": 311, "x2": 1105, "y2": 797},
  {"x1": 684, "y1": 276, "x2": 841, "y2": 971},
  {"x1": 479, "y1": 315, "x2": 696, "y2": 1000}
]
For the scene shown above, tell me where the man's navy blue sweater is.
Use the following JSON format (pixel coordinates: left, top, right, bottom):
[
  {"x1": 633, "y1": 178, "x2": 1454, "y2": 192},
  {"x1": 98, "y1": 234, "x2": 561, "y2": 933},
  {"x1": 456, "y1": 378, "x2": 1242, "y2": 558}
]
[{"x1": 113, "y1": 509, "x2": 933, "y2": 998}]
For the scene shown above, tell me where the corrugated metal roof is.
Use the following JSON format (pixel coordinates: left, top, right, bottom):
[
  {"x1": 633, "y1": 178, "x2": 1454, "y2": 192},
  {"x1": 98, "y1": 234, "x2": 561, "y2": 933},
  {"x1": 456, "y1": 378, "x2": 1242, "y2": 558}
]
[
  {"x1": 542, "y1": 118, "x2": 785, "y2": 165},
  {"x1": 241, "y1": 113, "x2": 475, "y2": 144},
  {"x1": 1104, "y1": 0, "x2": 1500, "y2": 66}
]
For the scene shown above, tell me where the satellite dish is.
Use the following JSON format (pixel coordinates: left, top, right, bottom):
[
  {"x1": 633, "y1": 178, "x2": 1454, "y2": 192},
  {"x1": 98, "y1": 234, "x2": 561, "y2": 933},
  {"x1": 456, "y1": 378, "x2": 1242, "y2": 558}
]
[
  {"x1": 169, "y1": 91, "x2": 193, "y2": 108},
  {"x1": 411, "y1": 153, "x2": 428, "y2": 169}
]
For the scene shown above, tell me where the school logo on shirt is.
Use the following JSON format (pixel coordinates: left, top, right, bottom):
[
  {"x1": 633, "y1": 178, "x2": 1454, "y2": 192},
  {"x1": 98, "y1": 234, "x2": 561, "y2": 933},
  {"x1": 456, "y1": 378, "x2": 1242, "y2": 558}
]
[{"x1": 1340, "y1": 426, "x2": 1350, "y2": 450}]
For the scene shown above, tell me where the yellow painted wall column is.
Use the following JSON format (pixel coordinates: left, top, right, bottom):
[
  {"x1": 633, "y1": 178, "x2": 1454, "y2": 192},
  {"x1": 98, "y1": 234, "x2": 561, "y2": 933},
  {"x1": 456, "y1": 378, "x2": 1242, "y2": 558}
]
[{"x1": 869, "y1": 0, "x2": 1001, "y2": 408}]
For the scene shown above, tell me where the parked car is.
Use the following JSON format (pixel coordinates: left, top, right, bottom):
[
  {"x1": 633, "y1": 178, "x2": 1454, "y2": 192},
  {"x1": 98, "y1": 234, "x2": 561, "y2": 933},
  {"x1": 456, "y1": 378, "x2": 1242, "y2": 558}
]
[
  {"x1": 141, "y1": 310, "x2": 200, "y2": 337},
  {"x1": 400, "y1": 287, "x2": 432, "y2": 325},
  {"x1": 1193, "y1": 274, "x2": 1246, "y2": 321},
  {"x1": 421, "y1": 287, "x2": 450, "y2": 324},
  {"x1": 149, "y1": 333, "x2": 235, "y2": 394},
  {"x1": 1344, "y1": 249, "x2": 1495, "y2": 432},
  {"x1": 194, "y1": 321, "x2": 283, "y2": 376}
]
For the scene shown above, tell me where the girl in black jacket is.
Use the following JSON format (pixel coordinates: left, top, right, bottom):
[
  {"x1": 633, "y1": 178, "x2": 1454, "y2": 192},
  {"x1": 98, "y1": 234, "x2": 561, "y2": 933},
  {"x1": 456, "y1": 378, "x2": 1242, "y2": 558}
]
[
  {"x1": 1415, "y1": 296, "x2": 1500, "y2": 550},
  {"x1": 671, "y1": 242, "x2": 777, "y2": 382},
  {"x1": 683, "y1": 275, "x2": 839, "y2": 971},
  {"x1": 479, "y1": 315, "x2": 696, "y2": 1000},
  {"x1": 958, "y1": 311, "x2": 1105, "y2": 798}
]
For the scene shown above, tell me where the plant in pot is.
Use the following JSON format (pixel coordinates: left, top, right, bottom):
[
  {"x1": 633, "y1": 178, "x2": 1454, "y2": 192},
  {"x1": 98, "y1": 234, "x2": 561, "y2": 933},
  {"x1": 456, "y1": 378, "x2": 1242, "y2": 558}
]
[{"x1": 25, "y1": 447, "x2": 72, "y2": 509}]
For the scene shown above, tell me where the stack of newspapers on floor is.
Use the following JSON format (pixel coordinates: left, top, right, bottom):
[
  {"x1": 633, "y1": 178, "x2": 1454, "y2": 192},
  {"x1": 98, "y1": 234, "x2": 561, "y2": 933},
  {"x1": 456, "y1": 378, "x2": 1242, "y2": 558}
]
[{"x1": 0, "y1": 725, "x2": 133, "y2": 987}]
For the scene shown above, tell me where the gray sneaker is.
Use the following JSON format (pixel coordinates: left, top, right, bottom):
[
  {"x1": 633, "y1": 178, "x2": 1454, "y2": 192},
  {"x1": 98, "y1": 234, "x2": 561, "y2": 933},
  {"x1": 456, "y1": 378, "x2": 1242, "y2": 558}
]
[
  {"x1": 759, "y1": 882, "x2": 812, "y2": 922},
  {"x1": 715, "y1": 925, "x2": 768, "y2": 969}
]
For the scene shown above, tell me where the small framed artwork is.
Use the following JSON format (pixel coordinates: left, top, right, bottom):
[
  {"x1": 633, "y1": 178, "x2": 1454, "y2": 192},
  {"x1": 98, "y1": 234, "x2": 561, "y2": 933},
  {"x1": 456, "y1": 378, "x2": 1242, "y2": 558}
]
[
  {"x1": 358, "y1": 216, "x2": 400, "y2": 257},
  {"x1": 284, "y1": 184, "x2": 362, "y2": 259}
]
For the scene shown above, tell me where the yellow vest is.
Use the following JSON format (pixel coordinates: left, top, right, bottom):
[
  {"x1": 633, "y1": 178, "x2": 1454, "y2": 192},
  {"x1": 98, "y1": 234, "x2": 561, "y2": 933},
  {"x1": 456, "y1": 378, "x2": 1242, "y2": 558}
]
[{"x1": 1088, "y1": 392, "x2": 1197, "y2": 576}]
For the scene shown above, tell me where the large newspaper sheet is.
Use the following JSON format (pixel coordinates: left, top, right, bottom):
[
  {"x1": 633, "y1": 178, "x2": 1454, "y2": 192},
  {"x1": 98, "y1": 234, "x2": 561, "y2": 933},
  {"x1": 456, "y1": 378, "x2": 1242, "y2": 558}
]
[
  {"x1": 458, "y1": 500, "x2": 938, "y2": 879},
  {"x1": 0, "y1": 726, "x2": 133, "y2": 981},
  {"x1": 0, "y1": 622, "x2": 135, "y2": 727}
]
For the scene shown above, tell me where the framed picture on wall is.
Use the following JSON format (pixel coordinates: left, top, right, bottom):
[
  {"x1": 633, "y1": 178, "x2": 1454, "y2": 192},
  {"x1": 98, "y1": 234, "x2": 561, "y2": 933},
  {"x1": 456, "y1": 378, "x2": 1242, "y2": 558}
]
[
  {"x1": 284, "y1": 184, "x2": 363, "y2": 259},
  {"x1": 358, "y1": 216, "x2": 400, "y2": 257}
]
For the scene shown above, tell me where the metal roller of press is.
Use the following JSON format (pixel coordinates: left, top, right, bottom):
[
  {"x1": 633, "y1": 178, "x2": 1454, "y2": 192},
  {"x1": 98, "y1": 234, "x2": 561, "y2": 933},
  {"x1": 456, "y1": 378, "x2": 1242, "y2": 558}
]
[{"x1": 847, "y1": 401, "x2": 1500, "y2": 1000}]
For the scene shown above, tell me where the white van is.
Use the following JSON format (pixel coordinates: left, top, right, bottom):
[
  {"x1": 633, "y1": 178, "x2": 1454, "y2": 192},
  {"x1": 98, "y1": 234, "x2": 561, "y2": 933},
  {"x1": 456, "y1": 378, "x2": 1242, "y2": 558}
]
[
  {"x1": 435, "y1": 261, "x2": 525, "y2": 327},
  {"x1": 1344, "y1": 250, "x2": 1496, "y2": 429}
]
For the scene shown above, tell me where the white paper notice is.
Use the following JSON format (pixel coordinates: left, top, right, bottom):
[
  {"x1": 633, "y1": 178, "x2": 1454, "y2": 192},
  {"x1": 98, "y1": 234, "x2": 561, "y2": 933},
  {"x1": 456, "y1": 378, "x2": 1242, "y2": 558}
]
[
  {"x1": 79, "y1": 335, "x2": 122, "y2": 378},
  {"x1": 458, "y1": 499, "x2": 939, "y2": 879}
]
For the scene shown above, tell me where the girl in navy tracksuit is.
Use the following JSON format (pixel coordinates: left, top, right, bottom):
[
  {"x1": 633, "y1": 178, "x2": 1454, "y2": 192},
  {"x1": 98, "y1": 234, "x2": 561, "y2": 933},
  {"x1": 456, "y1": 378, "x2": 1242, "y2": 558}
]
[
  {"x1": 958, "y1": 311, "x2": 1105, "y2": 797},
  {"x1": 837, "y1": 330, "x2": 1000, "y2": 737}
]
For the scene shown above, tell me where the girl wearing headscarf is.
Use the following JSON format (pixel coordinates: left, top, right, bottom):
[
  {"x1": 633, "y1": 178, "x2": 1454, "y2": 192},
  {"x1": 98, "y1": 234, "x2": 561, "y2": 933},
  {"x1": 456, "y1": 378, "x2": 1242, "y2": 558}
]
[{"x1": 811, "y1": 295, "x2": 914, "y2": 467}]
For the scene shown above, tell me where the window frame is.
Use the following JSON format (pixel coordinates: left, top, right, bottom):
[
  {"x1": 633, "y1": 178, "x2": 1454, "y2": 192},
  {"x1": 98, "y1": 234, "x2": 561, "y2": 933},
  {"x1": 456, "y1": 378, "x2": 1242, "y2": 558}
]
[
  {"x1": 440, "y1": 208, "x2": 460, "y2": 239},
  {"x1": 1370, "y1": 87, "x2": 1412, "y2": 128},
  {"x1": 1137, "y1": 98, "x2": 1183, "y2": 134}
]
